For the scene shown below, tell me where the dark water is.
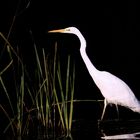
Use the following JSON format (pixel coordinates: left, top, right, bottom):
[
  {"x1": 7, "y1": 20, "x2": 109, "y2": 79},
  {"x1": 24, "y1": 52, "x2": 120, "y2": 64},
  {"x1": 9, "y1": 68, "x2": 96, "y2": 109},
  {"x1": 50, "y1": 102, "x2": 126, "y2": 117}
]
[
  {"x1": 2, "y1": 119, "x2": 140, "y2": 140},
  {"x1": 71, "y1": 119, "x2": 140, "y2": 139},
  {"x1": 1, "y1": 102, "x2": 140, "y2": 139},
  {"x1": 98, "y1": 119, "x2": 140, "y2": 139}
]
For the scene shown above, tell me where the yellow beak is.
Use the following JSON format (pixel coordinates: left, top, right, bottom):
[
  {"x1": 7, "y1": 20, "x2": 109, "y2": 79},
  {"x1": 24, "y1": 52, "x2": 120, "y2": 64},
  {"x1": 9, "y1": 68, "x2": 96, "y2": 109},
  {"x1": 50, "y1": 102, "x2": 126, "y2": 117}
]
[{"x1": 48, "y1": 29, "x2": 65, "y2": 33}]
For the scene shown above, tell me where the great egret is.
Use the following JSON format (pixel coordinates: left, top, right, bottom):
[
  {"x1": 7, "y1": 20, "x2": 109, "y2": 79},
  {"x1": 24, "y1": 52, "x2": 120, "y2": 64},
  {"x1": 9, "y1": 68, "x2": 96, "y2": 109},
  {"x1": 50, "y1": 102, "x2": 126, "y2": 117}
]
[{"x1": 48, "y1": 27, "x2": 140, "y2": 120}]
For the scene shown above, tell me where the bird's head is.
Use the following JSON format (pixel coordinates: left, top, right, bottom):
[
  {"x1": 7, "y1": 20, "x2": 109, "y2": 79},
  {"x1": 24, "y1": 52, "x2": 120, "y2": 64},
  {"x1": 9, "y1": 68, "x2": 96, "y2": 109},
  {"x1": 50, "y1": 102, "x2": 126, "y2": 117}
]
[
  {"x1": 48, "y1": 26, "x2": 86, "y2": 48},
  {"x1": 48, "y1": 27, "x2": 79, "y2": 35}
]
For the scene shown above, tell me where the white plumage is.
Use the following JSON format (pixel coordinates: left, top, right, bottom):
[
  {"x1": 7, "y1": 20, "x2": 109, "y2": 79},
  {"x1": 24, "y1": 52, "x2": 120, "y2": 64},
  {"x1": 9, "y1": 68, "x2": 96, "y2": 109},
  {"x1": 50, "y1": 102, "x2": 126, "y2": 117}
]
[{"x1": 49, "y1": 27, "x2": 140, "y2": 120}]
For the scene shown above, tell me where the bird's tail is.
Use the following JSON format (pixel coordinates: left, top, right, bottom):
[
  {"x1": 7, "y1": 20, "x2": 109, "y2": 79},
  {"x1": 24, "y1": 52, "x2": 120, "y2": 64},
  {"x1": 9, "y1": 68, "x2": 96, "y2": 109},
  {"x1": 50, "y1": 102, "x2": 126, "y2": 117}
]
[{"x1": 131, "y1": 101, "x2": 140, "y2": 113}]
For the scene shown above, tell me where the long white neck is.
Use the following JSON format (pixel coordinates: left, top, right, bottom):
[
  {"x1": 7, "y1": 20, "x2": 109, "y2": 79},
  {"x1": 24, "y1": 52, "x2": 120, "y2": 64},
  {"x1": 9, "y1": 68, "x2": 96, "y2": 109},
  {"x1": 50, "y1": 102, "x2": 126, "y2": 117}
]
[{"x1": 76, "y1": 31, "x2": 100, "y2": 80}]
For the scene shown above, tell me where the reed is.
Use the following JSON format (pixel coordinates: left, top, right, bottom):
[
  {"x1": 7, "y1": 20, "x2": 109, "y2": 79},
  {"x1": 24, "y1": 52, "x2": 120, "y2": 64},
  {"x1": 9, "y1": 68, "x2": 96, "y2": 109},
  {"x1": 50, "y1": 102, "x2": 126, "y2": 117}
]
[
  {"x1": 56, "y1": 53, "x2": 75, "y2": 135},
  {"x1": 0, "y1": 32, "x2": 32, "y2": 135},
  {"x1": 33, "y1": 42, "x2": 76, "y2": 136},
  {"x1": 34, "y1": 44, "x2": 53, "y2": 129},
  {"x1": 0, "y1": 60, "x2": 15, "y2": 135},
  {"x1": 0, "y1": 32, "x2": 76, "y2": 137}
]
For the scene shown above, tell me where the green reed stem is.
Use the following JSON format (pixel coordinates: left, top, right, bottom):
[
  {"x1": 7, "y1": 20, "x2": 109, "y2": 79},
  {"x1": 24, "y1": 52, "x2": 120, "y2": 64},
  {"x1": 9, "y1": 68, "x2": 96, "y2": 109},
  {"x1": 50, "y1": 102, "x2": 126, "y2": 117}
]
[{"x1": 68, "y1": 62, "x2": 75, "y2": 131}]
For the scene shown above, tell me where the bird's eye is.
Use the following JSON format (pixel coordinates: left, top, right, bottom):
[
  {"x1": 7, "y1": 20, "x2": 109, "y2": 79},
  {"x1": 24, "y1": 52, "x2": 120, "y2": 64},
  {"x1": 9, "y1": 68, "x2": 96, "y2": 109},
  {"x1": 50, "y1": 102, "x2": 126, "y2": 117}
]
[{"x1": 66, "y1": 29, "x2": 70, "y2": 31}]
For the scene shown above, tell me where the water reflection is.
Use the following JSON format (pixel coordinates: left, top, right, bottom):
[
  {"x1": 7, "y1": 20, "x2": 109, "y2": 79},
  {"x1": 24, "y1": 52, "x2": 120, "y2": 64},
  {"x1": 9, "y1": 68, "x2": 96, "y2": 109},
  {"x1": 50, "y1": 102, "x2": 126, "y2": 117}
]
[
  {"x1": 101, "y1": 132, "x2": 140, "y2": 139},
  {"x1": 2, "y1": 119, "x2": 140, "y2": 140},
  {"x1": 99, "y1": 119, "x2": 140, "y2": 139}
]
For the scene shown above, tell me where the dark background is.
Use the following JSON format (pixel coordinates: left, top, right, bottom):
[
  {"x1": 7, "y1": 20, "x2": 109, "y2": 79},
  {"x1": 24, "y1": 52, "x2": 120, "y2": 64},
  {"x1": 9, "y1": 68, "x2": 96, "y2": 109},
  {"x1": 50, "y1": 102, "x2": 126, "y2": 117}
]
[{"x1": 0, "y1": 1, "x2": 140, "y2": 120}]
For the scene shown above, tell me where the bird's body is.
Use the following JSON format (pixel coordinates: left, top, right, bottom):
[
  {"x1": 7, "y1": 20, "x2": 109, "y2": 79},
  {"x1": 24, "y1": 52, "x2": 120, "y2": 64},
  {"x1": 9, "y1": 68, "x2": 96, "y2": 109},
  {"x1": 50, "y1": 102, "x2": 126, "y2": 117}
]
[
  {"x1": 49, "y1": 27, "x2": 140, "y2": 120},
  {"x1": 93, "y1": 70, "x2": 140, "y2": 112}
]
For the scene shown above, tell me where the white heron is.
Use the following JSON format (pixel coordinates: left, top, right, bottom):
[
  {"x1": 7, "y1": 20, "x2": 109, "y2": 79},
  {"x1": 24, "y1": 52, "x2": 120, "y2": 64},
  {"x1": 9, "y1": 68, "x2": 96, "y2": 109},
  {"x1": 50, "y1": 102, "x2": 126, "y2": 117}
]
[{"x1": 48, "y1": 27, "x2": 140, "y2": 120}]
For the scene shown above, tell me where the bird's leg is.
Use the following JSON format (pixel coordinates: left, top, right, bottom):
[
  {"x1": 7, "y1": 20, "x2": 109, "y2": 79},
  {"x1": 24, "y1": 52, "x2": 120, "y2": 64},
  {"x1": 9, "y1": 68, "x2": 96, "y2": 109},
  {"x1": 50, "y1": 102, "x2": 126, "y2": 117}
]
[
  {"x1": 101, "y1": 99, "x2": 107, "y2": 120},
  {"x1": 115, "y1": 104, "x2": 119, "y2": 120}
]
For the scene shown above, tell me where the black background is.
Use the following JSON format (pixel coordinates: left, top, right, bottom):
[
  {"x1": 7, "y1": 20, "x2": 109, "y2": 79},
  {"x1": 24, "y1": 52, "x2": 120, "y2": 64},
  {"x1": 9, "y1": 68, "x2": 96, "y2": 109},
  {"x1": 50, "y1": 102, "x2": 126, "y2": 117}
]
[{"x1": 0, "y1": 0, "x2": 140, "y2": 120}]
